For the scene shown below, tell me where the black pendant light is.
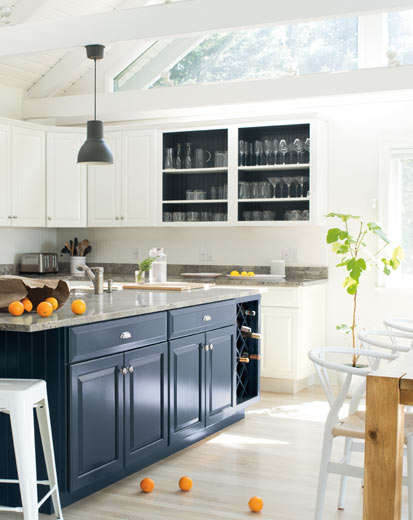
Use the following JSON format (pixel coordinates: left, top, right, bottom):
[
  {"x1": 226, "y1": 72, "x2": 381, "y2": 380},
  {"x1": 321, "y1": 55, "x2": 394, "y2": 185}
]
[{"x1": 77, "y1": 44, "x2": 113, "y2": 165}]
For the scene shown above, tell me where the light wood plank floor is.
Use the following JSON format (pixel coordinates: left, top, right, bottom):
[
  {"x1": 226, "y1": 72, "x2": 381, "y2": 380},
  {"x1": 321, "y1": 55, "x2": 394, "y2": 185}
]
[{"x1": 37, "y1": 387, "x2": 408, "y2": 520}]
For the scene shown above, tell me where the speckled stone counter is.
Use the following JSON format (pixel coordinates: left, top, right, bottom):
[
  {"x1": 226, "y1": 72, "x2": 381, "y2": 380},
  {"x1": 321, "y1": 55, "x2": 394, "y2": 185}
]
[{"x1": 0, "y1": 286, "x2": 263, "y2": 333}]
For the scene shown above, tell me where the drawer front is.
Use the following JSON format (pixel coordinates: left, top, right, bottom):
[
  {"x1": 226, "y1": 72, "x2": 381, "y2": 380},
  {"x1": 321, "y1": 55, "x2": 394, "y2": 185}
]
[
  {"x1": 69, "y1": 312, "x2": 167, "y2": 363},
  {"x1": 260, "y1": 287, "x2": 300, "y2": 308},
  {"x1": 168, "y1": 301, "x2": 235, "y2": 339}
]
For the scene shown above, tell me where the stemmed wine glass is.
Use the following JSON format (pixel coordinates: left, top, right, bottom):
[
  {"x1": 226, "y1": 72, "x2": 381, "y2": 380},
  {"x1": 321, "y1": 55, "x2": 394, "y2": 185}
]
[
  {"x1": 244, "y1": 141, "x2": 249, "y2": 167},
  {"x1": 282, "y1": 176, "x2": 294, "y2": 198},
  {"x1": 272, "y1": 139, "x2": 279, "y2": 165},
  {"x1": 268, "y1": 177, "x2": 279, "y2": 198},
  {"x1": 264, "y1": 140, "x2": 271, "y2": 165},
  {"x1": 297, "y1": 176, "x2": 307, "y2": 197},
  {"x1": 239, "y1": 140, "x2": 244, "y2": 166},
  {"x1": 279, "y1": 139, "x2": 288, "y2": 164},
  {"x1": 293, "y1": 138, "x2": 303, "y2": 164},
  {"x1": 304, "y1": 138, "x2": 310, "y2": 163},
  {"x1": 254, "y1": 140, "x2": 260, "y2": 166}
]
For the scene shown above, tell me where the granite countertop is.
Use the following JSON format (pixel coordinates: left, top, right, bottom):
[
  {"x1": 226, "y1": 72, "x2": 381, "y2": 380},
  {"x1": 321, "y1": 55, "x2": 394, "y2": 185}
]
[{"x1": 0, "y1": 286, "x2": 263, "y2": 333}]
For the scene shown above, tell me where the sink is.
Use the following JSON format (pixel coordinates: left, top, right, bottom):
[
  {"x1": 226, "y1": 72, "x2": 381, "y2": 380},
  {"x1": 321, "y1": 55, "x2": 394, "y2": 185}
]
[{"x1": 67, "y1": 281, "x2": 94, "y2": 295}]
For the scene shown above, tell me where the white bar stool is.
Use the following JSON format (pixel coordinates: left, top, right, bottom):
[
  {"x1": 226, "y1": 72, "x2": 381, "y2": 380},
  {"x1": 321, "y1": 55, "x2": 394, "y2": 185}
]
[{"x1": 0, "y1": 379, "x2": 63, "y2": 520}]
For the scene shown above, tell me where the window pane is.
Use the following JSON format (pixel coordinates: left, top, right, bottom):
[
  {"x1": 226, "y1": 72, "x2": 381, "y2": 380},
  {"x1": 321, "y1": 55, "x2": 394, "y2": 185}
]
[
  {"x1": 400, "y1": 159, "x2": 413, "y2": 282},
  {"x1": 149, "y1": 17, "x2": 358, "y2": 89},
  {"x1": 388, "y1": 10, "x2": 413, "y2": 65}
]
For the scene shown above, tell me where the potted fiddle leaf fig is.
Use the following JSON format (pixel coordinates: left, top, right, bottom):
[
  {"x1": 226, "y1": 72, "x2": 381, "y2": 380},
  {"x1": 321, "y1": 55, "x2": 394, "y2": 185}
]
[{"x1": 326, "y1": 213, "x2": 404, "y2": 368}]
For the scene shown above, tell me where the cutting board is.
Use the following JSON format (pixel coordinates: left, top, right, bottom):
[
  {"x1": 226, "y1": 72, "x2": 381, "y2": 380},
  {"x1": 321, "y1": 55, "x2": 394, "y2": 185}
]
[{"x1": 122, "y1": 282, "x2": 212, "y2": 291}]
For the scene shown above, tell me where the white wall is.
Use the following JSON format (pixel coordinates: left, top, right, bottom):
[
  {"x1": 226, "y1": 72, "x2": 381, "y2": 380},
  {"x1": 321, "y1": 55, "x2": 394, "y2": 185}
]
[
  {"x1": 0, "y1": 84, "x2": 23, "y2": 119},
  {"x1": 0, "y1": 228, "x2": 57, "y2": 265}
]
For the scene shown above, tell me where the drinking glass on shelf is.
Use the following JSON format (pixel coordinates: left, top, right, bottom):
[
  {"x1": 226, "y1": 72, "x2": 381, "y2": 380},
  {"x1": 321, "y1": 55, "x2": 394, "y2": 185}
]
[
  {"x1": 282, "y1": 176, "x2": 295, "y2": 197},
  {"x1": 163, "y1": 212, "x2": 173, "y2": 222},
  {"x1": 252, "y1": 210, "x2": 263, "y2": 221},
  {"x1": 244, "y1": 141, "x2": 249, "y2": 166},
  {"x1": 254, "y1": 140, "x2": 260, "y2": 166},
  {"x1": 243, "y1": 211, "x2": 252, "y2": 221},
  {"x1": 291, "y1": 178, "x2": 300, "y2": 198},
  {"x1": 279, "y1": 139, "x2": 288, "y2": 164},
  {"x1": 293, "y1": 138, "x2": 303, "y2": 164},
  {"x1": 272, "y1": 139, "x2": 279, "y2": 165},
  {"x1": 222, "y1": 151, "x2": 228, "y2": 167},
  {"x1": 250, "y1": 181, "x2": 259, "y2": 199},
  {"x1": 164, "y1": 148, "x2": 174, "y2": 169},
  {"x1": 291, "y1": 210, "x2": 301, "y2": 220},
  {"x1": 263, "y1": 210, "x2": 273, "y2": 221},
  {"x1": 186, "y1": 190, "x2": 195, "y2": 200},
  {"x1": 239, "y1": 182, "x2": 250, "y2": 199},
  {"x1": 268, "y1": 177, "x2": 279, "y2": 198},
  {"x1": 284, "y1": 210, "x2": 293, "y2": 221},
  {"x1": 239, "y1": 140, "x2": 244, "y2": 166},
  {"x1": 288, "y1": 143, "x2": 295, "y2": 164},
  {"x1": 194, "y1": 190, "x2": 206, "y2": 200},
  {"x1": 304, "y1": 137, "x2": 310, "y2": 163},
  {"x1": 264, "y1": 139, "x2": 271, "y2": 165},
  {"x1": 258, "y1": 181, "x2": 271, "y2": 198},
  {"x1": 187, "y1": 211, "x2": 199, "y2": 222},
  {"x1": 210, "y1": 186, "x2": 218, "y2": 199},
  {"x1": 301, "y1": 209, "x2": 310, "y2": 220},
  {"x1": 297, "y1": 176, "x2": 307, "y2": 197},
  {"x1": 175, "y1": 143, "x2": 182, "y2": 169},
  {"x1": 184, "y1": 143, "x2": 192, "y2": 169},
  {"x1": 172, "y1": 212, "x2": 185, "y2": 222},
  {"x1": 200, "y1": 212, "x2": 212, "y2": 221}
]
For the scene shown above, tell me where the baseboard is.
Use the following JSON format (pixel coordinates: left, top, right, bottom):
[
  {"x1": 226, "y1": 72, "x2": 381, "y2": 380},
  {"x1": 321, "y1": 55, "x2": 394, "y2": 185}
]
[{"x1": 260, "y1": 374, "x2": 315, "y2": 394}]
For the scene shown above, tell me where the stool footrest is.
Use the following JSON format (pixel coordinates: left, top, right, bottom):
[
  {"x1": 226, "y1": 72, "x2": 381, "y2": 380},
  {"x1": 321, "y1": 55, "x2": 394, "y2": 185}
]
[
  {"x1": 0, "y1": 505, "x2": 23, "y2": 512},
  {"x1": 0, "y1": 478, "x2": 50, "y2": 486}
]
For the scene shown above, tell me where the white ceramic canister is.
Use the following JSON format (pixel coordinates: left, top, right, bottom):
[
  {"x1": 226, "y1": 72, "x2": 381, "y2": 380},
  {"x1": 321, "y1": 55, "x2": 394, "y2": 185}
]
[
  {"x1": 271, "y1": 259, "x2": 286, "y2": 277},
  {"x1": 70, "y1": 256, "x2": 86, "y2": 276}
]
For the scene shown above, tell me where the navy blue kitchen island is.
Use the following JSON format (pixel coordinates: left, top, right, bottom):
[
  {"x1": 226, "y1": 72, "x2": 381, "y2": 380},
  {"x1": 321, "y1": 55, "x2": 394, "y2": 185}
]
[{"x1": 0, "y1": 287, "x2": 261, "y2": 513}]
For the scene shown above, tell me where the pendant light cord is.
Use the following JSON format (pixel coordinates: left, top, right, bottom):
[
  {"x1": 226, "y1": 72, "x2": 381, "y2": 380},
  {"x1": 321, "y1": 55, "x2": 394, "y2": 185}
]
[{"x1": 94, "y1": 58, "x2": 97, "y2": 121}]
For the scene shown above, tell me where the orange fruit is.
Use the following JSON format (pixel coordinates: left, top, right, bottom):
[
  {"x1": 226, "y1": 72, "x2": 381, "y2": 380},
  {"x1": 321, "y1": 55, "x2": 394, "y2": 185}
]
[
  {"x1": 140, "y1": 478, "x2": 155, "y2": 493},
  {"x1": 8, "y1": 301, "x2": 24, "y2": 316},
  {"x1": 37, "y1": 301, "x2": 53, "y2": 318},
  {"x1": 248, "y1": 496, "x2": 263, "y2": 513},
  {"x1": 71, "y1": 299, "x2": 86, "y2": 315},
  {"x1": 178, "y1": 476, "x2": 193, "y2": 492},
  {"x1": 21, "y1": 298, "x2": 33, "y2": 313},
  {"x1": 46, "y1": 297, "x2": 58, "y2": 311}
]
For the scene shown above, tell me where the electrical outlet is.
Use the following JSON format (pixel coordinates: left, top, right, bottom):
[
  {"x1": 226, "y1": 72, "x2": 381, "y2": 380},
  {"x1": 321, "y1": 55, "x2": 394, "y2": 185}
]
[
  {"x1": 134, "y1": 248, "x2": 141, "y2": 259},
  {"x1": 199, "y1": 249, "x2": 213, "y2": 261},
  {"x1": 281, "y1": 248, "x2": 290, "y2": 262}
]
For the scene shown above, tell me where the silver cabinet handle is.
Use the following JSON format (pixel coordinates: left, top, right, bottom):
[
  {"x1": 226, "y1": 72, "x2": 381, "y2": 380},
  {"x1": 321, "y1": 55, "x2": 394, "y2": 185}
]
[
  {"x1": 128, "y1": 365, "x2": 134, "y2": 374},
  {"x1": 209, "y1": 344, "x2": 214, "y2": 350},
  {"x1": 120, "y1": 331, "x2": 132, "y2": 339},
  {"x1": 115, "y1": 216, "x2": 120, "y2": 220},
  {"x1": 12, "y1": 216, "x2": 17, "y2": 219},
  {"x1": 120, "y1": 216, "x2": 125, "y2": 220},
  {"x1": 120, "y1": 367, "x2": 128, "y2": 375},
  {"x1": 202, "y1": 344, "x2": 210, "y2": 351},
  {"x1": 48, "y1": 216, "x2": 52, "y2": 221},
  {"x1": 7, "y1": 216, "x2": 11, "y2": 219},
  {"x1": 202, "y1": 315, "x2": 212, "y2": 322}
]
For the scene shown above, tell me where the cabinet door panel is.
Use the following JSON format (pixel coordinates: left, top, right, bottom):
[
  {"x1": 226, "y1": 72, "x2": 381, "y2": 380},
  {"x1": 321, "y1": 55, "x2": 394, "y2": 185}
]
[
  {"x1": 47, "y1": 132, "x2": 87, "y2": 227},
  {"x1": 0, "y1": 125, "x2": 11, "y2": 226},
  {"x1": 70, "y1": 354, "x2": 124, "y2": 491},
  {"x1": 88, "y1": 133, "x2": 122, "y2": 227},
  {"x1": 205, "y1": 326, "x2": 236, "y2": 426},
  {"x1": 121, "y1": 130, "x2": 155, "y2": 226},
  {"x1": 11, "y1": 127, "x2": 45, "y2": 227},
  {"x1": 261, "y1": 306, "x2": 297, "y2": 379},
  {"x1": 169, "y1": 333, "x2": 205, "y2": 445},
  {"x1": 124, "y1": 343, "x2": 168, "y2": 466}
]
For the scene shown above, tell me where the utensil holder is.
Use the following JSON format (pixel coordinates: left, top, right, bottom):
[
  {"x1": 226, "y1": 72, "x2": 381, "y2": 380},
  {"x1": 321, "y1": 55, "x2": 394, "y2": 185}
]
[{"x1": 70, "y1": 256, "x2": 86, "y2": 276}]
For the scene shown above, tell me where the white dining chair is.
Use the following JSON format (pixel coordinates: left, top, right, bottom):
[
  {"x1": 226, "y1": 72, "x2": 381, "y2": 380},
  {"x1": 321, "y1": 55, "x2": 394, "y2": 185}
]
[
  {"x1": 359, "y1": 329, "x2": 413, "y2": 357},
  {"x1": 309, "y1": 347, "x2": 413, "y2": 520},
  {"x1": 384, "y1": 318, "x2": 413, "y2": 335}
]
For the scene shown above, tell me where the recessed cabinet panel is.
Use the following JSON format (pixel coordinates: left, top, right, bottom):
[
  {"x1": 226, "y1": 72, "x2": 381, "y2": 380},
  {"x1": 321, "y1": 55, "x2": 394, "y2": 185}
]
[
  {"x1": 0, "y1": 125, "x2": 11, "y2": 226},
  {"x1": 69, "y1": 354, "x2": 124, "y2": 491},
  {"x1": 169, "y1": 333, "x2": 205, "y2": 445},
  {"x1": 205, "y1": 326, "x2": 236, "y2": 426},
  {"x1": 124, "y1": 343, "x2": 168, "y2": 466},
  {"x1": 11, "y1": 127, "x2": 45, "y2": 227},
  {"x1": 46, "y1": 133, "x2": 87, "y2": 227},
  {"x1": 261, "y1": 306, "x2": 297, "y2": 379},
  {"x1": 122, "y1": 130, "x2": 155, "y2": 226},
  {"x1": 88, "y1": 133, "x2": 122, "y2": 227}
]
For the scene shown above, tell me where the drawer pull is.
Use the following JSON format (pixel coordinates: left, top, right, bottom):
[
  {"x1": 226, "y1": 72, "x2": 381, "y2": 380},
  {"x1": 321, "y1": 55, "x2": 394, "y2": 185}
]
[
  {"x1": 120, "y1": 367, "x2": 128, "y2": 376},
  {"x1": 202, "y1": 344, "x2": 210, "y2": 351},
  {"x1": 128, "y1": 365, "x2": 134, "y2": 374},
  {"x1": 202, "y1": 315, "x2": 212, "y2": 322},
  {"x1": 209, "y1": 343, "x2": 214, "y2": 350},
  {"x1": 120, "y1": 331, "x2": 132, "y2": 340}
]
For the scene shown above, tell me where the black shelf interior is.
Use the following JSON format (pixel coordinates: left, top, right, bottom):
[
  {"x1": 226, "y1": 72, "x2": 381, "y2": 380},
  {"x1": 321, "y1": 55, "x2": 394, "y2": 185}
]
[
  {"x1": 163, "y1": 171, "x2": 227, "y2": 201},
  {"x1": 236, "y1": 300, "x2": 260, "y2": 405},
  {"x1": 238, "y1": 200, "x2": 309, "y2": 221}
]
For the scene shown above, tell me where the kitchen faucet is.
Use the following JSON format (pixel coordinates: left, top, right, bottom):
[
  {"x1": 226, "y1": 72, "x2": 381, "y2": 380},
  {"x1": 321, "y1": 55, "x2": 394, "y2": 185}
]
[{"x1": 76, "y1": 264, "x2": 104, "y2": 294}]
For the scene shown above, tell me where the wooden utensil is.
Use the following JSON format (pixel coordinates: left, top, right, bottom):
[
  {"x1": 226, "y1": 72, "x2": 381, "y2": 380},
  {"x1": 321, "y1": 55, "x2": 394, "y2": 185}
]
[
  {"x1": 78, "y1": 239, "x2": 89, "y2": 257},
  {"x1": 65, "y1": 242, "x2": 72, "y2": 256}
]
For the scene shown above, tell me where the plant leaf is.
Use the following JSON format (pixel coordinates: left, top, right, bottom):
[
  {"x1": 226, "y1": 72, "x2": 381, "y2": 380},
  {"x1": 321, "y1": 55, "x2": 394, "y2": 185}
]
[{"x1": 367, "y1": 222, "x2": 390, "y2": 244}]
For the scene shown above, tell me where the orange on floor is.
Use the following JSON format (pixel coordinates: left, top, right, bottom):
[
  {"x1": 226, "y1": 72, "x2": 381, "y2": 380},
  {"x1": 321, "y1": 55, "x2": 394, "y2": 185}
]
[
  {"x1": 249, "y1": 496, "x2": 264, "y2": 513},
  {"x1": 178, "y1": 476, "x2": 193, "y2": 491},
  {"x1": 140, "y1": 478, "x2": 155, "y2": 493}
]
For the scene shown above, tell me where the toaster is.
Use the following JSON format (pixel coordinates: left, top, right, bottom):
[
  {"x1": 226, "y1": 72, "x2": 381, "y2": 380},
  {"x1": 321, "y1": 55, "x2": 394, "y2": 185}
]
[{"x1": 20, "y1": 253, "x2": 59, "y2": 274}]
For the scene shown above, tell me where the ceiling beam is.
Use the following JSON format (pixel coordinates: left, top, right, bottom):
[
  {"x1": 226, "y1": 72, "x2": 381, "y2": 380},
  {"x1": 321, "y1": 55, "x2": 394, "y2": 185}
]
[
  {"x1": 1, "y1": 0, "x2": 413, "y2": 58},
  {"x1": 11, "y1": 0, "x2": 49, "y2": 24},
  {"x1": 22, "y1": 66, "x2": 413, "y2": 124},
  {"x1": 117, "y1": 36, "x2": 203, "y2": 90}
]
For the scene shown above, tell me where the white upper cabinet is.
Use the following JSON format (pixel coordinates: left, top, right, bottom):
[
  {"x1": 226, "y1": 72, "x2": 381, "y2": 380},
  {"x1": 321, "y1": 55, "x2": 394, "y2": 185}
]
[
  {"x1": 88, "y1": 131, "x2": 155, "y2": 227},
  {"x1": 47, "y1": 132, "x2": 87, "y2": 228},
  {"x1": 0, "y1": 125, "x2": 11, "y2": 226},
  {"x1": 88, "y1": 133, "x2": 122, "y2": 227},
  {"x1": 121, "y1": 130, "x2": 155, "y2": 226},
  {"x1": 11, "y1": 126, "x2": 45, "y2": 227}
]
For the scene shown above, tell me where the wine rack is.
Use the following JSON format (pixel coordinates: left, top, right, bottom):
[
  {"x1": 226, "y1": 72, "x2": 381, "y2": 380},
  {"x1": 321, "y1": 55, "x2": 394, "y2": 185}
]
[{"x1": 236, "y1": 296, "x2": 261, "y2": 408}]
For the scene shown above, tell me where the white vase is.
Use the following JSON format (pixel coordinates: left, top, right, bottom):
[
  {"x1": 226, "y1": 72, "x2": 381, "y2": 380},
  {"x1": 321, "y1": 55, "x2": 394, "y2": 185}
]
[{"x1": 70, "y1": 256, "x2": 86, "y2": 276}]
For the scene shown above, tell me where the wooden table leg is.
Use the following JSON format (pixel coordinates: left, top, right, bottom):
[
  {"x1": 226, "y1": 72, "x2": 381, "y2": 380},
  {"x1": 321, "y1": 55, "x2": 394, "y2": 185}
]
[{"x1": 363, "y1": 374, "x2": 404, "y2": 519}]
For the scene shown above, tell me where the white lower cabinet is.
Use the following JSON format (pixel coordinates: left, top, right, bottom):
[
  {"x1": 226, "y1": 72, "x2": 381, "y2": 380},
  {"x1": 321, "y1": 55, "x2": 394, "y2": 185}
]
[
  {"x1": 88, "y1": 130, "x2": 155, "y2": 227},
  {"x1": 260, "y1": 284, "x2": 327, "y2": 393},
  {"x1": 11, "y1": 127, "x2": 46, "y2": 227},
  {"x1": 47, "y1": 132, "x2": 87, "y2": 227}
]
